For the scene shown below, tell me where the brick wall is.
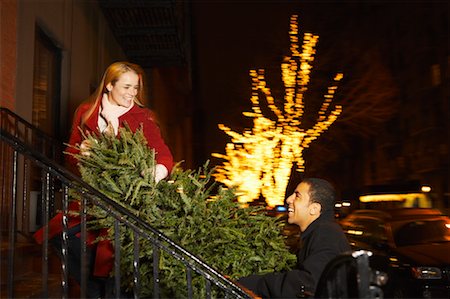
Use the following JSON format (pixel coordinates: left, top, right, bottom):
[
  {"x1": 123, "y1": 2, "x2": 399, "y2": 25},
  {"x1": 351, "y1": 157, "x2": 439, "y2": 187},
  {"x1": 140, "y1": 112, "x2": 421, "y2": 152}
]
[{"x1": 0, "y1": 0, "x2": 17, "y2": 110}]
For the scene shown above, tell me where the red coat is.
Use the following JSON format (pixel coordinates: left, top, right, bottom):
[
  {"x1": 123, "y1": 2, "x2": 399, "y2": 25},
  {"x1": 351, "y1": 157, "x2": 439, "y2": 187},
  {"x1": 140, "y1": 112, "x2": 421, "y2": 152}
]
[
  {"x1": 65, "y1": 101, "x2": 173, "y2": 175},
  {"x1": 34, "y1": 101, "x2": 174, "y2": 277}
]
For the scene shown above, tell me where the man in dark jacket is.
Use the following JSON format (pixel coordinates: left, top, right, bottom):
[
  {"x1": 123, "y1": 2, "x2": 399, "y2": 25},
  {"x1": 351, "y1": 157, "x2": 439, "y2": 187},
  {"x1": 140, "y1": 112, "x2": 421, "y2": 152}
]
[{"x1": 238, "y1": 178, "x2": 351, "y2": 298}]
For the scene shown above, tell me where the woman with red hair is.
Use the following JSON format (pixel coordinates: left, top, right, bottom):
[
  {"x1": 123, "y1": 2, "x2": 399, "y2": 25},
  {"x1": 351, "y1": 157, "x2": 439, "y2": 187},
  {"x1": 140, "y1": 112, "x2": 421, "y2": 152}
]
[{"x1": 35, "y1": 61, "x2": 174, "y2": 298}]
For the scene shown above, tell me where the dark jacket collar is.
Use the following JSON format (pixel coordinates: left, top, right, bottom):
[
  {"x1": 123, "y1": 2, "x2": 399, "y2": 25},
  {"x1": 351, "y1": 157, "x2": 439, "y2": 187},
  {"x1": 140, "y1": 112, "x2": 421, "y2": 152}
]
[{"x1": 301, "y1": 210, "x2": 335, "y2": 240}]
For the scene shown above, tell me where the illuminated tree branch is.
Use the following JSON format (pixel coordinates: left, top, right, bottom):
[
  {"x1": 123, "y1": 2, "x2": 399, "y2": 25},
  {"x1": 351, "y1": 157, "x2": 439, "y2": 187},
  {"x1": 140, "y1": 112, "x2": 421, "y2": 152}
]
[{"x1": 213, "y1": 15, "x2": 343, "y2": 207}]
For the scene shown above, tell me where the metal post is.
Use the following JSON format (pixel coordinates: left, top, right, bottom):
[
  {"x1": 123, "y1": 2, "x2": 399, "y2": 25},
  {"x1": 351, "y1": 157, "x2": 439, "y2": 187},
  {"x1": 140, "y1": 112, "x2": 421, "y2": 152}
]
[
  {"x1": 152, "y1": 243, "x2": 160, "y2": 298},
  {"x1": 354, "y1": 250, "x2": 372, "y2": 299},
  {"x1": 133, "y1": 231, "x2": 141, "y2": 299},
  {"x1": 61, "y1": 184, "x2": 70, "y2": 299},
  {"x1": 186, "y1": 267, "x2": 193, "y2": 298},
  {"x1": 205, "y1": 277, "x2": 211, "y2": 299},
  {"x1": 114, "y1": 219, "x2": 121, "y2": 299},
  {"x1": 80, "y1": 194, "x2": 87, "y2": 298},
  {"x1": 7, "y1": 150, "x2": 19, "y2": 298},
  {"x1": 41, "y1": 170, "x2": 51, "y2": 298}
]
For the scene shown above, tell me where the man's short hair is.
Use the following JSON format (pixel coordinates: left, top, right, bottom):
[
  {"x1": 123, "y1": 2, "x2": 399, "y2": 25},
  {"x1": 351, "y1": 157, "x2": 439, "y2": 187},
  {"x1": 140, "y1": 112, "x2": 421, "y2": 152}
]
[{"x1": 302, "y1": 178, "x2": 336, "y2": 212}]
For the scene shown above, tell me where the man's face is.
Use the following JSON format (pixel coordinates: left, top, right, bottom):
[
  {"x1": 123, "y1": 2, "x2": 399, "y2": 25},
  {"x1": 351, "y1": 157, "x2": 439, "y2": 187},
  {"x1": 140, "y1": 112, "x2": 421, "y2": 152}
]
[{"x1": 286, "y1": 182, "x2": 317, "y2": 231}]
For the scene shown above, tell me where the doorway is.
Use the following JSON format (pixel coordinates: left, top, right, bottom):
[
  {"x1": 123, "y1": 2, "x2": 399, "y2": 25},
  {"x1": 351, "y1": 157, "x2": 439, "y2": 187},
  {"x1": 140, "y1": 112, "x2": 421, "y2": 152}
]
[{"x1": 32, "y1": 26, "x2": 61, "y2": 139}]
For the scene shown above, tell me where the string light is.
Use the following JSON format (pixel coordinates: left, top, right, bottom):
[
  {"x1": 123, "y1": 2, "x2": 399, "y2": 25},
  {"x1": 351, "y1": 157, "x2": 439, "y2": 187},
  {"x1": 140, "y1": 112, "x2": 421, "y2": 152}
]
[{"x1": 212, "y1": 15, "x2": 343, "y2": 207}]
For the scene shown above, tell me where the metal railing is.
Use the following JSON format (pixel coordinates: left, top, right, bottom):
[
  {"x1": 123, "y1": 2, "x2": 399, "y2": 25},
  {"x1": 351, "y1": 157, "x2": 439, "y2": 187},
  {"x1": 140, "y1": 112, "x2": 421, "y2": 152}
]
[
  {"x1": 314, "y1": 250, "x2": 384, "y2": 299},
  {"x1": 1, "y1": 107, "x2": 383, "y2": 299},
  {"x1": 0, "y1": 107, "x2": 251, "y2": 298}
]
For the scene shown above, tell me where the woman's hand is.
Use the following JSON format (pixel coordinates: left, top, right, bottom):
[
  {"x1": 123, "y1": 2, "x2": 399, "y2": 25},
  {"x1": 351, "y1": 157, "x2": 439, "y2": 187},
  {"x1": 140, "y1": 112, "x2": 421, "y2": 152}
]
[
  {"x1": 140, "y1": 164, "x2": 169, "y2": 183},
  {"x1": 154, "y1": 164, "x2": 168, "y2": 182},
  {"x1": 80, "y1": 139, "x2": 93, "y2": 156}
]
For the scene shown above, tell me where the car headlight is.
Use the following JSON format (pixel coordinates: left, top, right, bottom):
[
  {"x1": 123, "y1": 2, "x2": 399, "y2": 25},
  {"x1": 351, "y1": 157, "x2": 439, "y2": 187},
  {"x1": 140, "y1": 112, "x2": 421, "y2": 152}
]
[{"x1": 411, "y1": 267, "x2": 442, "y2": 279}]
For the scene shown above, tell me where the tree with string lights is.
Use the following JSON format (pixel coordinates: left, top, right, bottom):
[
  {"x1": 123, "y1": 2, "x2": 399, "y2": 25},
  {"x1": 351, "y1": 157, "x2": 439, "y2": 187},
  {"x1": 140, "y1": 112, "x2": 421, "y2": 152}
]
[{"x1": 213, "y1": 15, "x2": 343, "y2": 207}]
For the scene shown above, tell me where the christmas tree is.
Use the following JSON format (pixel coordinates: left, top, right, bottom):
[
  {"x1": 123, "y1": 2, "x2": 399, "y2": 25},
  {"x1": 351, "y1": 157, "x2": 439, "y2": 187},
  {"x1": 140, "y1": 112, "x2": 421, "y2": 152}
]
[{"x1": 69, "y1": 125, "x2": 296, "y2": 297}]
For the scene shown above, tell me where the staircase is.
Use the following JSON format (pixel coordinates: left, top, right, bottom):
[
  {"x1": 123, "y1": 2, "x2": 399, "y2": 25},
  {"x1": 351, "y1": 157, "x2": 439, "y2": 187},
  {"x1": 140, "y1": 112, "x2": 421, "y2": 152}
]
[
  {"x1": 0, "y1": 107, "x2": 250, "y2": 298},
  {"x1": 1, "y1": 107, "x2": 382, "y2": 299}
]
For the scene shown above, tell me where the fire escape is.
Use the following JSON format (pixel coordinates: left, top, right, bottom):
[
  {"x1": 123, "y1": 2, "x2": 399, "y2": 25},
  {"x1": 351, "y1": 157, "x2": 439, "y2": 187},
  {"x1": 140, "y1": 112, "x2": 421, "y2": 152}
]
[{"x1": 98, "y1": 0, "x2": 188, "y2": 68}]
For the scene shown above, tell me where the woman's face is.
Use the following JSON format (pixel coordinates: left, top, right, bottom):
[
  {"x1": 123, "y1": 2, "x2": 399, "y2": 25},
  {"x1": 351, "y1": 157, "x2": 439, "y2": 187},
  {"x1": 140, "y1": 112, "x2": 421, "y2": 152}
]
[{"x1": 106, "y1": 71, "x2": 139, "y2": 108}]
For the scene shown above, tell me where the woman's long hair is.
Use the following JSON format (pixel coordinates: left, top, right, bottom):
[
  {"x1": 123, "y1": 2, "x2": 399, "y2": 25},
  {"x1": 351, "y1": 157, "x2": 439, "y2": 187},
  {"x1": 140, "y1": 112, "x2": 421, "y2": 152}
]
[{"x1": 80, "y1": 61, "x2": 148, "y2": 127}]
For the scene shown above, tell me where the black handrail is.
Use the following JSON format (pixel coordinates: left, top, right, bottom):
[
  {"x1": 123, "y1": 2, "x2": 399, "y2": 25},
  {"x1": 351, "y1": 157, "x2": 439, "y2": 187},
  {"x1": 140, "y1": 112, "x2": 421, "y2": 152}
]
[
  {"x1": 314, "y1": 250, "x2": 384, "y2": 299},
  {"x1": 0, "y1": 107, "x2": 64, "y2": 162},
  {"x1": 0, "y1": 107, "x2": 251, "y2": 298}
]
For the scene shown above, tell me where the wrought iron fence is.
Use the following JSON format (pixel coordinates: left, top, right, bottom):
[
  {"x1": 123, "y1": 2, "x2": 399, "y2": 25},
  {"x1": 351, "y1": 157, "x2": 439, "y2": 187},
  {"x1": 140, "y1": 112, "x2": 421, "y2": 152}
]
[{"x1": 0, "y1": 107, "x2": 251, "y2": 298}]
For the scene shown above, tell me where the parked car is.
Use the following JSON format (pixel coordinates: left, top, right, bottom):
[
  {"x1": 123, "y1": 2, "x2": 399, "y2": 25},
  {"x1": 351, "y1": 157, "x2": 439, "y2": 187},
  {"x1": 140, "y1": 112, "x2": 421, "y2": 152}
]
[{"x1": 340, "y1": 208, "x2": 450, "y2": 298}]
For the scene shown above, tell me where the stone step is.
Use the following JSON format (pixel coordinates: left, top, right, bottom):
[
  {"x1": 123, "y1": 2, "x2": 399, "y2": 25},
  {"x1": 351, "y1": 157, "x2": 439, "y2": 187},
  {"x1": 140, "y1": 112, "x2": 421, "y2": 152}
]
[
  {"x1": 0, "y1": 271, "x2": 63, "y2": 298},
  {"x1": 1, "y1": 236, "x2": 81, "y2": 298}
]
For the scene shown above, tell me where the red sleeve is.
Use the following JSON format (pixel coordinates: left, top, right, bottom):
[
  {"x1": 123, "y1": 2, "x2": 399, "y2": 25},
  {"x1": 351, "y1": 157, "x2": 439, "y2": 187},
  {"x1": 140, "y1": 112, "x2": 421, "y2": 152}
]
[
  {"x1": 141, "y1": 111, "x2": 174, "y2": 173},
  {"x1": 64, "y1": 105, "x2": 86, "y2": 175}
]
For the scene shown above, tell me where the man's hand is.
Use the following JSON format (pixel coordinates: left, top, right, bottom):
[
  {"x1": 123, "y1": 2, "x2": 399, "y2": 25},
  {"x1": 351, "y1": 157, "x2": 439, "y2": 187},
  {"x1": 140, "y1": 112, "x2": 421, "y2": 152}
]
[{"x1": 233, "y1": 281, "x2": 262, "y2": 299}]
